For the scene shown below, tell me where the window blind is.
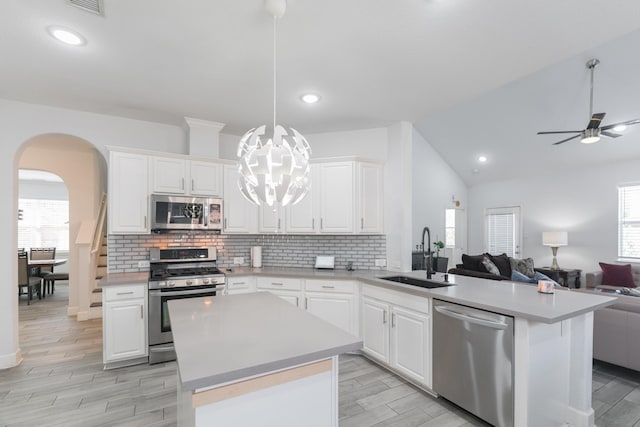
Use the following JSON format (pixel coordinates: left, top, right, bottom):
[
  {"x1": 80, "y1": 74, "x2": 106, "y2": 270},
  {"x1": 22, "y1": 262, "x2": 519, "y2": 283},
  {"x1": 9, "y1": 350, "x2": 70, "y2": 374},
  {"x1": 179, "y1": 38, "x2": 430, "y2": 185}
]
[
  {"x1": 619, "y1": 185, "x2": 640, "y2": 260},
  {"x1": 487, "y1": 212, "x2": 515, "y2": 256},
  {"x1": 18, "y1": 199, "x2": 69, "y2": 251}
]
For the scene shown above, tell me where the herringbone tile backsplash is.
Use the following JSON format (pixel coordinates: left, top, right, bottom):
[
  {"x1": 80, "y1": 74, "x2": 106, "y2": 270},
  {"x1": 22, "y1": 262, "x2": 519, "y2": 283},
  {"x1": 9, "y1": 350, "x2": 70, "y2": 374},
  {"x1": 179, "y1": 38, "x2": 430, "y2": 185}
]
[{"x1": 108, "y1": 233, "x2": 386, "y2": 273}]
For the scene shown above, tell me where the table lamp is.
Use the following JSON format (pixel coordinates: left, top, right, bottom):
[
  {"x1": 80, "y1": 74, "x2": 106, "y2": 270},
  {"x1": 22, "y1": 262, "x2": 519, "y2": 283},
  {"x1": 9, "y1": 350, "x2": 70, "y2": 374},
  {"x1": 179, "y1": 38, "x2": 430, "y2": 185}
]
[{"x1": 542, "y1": 231, "x2": 568, "y2": 270}]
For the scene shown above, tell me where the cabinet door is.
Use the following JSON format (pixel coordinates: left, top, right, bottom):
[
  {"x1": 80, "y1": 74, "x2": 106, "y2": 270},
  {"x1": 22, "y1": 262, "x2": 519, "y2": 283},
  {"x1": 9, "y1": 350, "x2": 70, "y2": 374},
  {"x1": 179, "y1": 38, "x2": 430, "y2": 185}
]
[
  {"x1": 151, "y1": 157, "x2": 187, "y2": 194},
  {"x1": 362, "y1": 297, "x2": 390, "y2": 363},
  {"x1": 109, "y1": 151, "x2": 149, "y2": 234},
  {"x1": 305, "y1": 293, "x2": 355, "y2": 335},
  {"x1": 259, "y1": 289, "x2": 301, "y2": 307},
  {"x1": 319, "y1": 162, "x2": 354, "y2": 233},
  {"x1": 391, "y1": 306, "x2": 430, "y2": 386},
  {"x1": 223, "y1": 165, "x2": 257, "y2": 233},
  {"x1": 104, "y1": 299, "x2": 147, "y2": 361},
  {"x1": 285, "y1": 165, "x2": 318, "y2": 233},
  {"x1": 358, "y1": 162, "x2": 383, "y2": 234},
  {"x1": 259, "y1": 205, "x2": 284, "y2": 233},
  {"x1": 190, "y1": 160, "x2": 222, "y2": 196},
  {"x1": 226, "y1": 276, "x2": 256, "y2": 295}
]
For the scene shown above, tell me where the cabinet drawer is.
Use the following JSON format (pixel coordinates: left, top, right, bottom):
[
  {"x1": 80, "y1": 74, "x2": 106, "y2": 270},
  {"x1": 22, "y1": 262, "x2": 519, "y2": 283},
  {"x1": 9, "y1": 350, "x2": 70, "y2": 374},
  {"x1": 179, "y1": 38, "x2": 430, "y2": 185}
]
[
  {"x1": 256, "y1": 277, "x2": 302, "y2": 290},
  {"x1": 104, "y1": 284, "x2": 146, "y2": 302},
  {"x1": 305, "y1": 279, "x2": 355, "y2": 294},
  {"x1": 227, "y1": 276, "x2": 255, "y2": 292}
]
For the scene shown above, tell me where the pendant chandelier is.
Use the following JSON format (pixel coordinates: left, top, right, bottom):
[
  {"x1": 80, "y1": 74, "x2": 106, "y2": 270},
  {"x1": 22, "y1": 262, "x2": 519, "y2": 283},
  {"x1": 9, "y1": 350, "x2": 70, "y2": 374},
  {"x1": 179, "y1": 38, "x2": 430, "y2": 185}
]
[{"x1": 237, "y1": 0, "x2": 312, "y2": 207}]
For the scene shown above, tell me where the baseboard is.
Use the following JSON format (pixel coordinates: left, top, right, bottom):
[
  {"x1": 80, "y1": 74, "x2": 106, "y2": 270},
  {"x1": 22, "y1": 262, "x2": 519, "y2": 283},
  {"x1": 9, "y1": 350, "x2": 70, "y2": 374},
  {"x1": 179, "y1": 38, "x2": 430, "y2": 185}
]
[
  {"x1": 77, "y1": 310, "x2": 90, "y2": 321},
  {"x1": 564, "y1": 405, "x2": 594, "y2": 427},
  {"x1": 0, "y1": 348, "x2": 23, "y2": 369},
  {"x1": 88, "y1": 306, "x2": 103, "y2": 319},
  {"x1": 67, "y1": 305, "x2": 79, "y2": 316}
]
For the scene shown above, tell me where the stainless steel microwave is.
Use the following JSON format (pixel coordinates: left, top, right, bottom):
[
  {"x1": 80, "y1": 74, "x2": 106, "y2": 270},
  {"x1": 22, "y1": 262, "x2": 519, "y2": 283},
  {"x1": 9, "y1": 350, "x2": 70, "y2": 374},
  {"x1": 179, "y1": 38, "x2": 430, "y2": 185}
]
[{"x1": 150, "y1": 195, "x2": 223, "y2": 232}]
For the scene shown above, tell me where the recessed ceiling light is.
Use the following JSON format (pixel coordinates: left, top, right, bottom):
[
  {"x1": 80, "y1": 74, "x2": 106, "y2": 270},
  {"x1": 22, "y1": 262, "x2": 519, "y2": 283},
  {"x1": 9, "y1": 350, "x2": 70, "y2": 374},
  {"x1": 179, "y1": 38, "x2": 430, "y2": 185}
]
[
  {"x1": 613, "y1": 124, "x2": 627, "y2": 132},
  {"x1": 478, "y1": 156, "x2": 487, "y2": 163},
  {"x1": 47, "y1": 26, "x2": 86, "y2": 46},
  {"x1": 301, "y1": 93, "x2": 320, "y2": 104}
]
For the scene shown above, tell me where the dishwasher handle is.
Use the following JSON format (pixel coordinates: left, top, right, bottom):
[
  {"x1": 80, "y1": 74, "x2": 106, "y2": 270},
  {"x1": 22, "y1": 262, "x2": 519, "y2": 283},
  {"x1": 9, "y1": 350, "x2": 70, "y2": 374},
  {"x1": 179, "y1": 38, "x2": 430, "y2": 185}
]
[{"x1": 435, "y1": 305, "x2": 508, "y2": 330}]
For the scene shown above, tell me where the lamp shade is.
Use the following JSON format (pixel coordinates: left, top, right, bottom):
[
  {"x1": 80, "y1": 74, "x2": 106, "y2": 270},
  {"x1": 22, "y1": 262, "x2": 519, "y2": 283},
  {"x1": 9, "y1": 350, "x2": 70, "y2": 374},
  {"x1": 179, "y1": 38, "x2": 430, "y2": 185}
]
[{"x1": 542, "y1": 231, "x2": 568, "y2": 247}]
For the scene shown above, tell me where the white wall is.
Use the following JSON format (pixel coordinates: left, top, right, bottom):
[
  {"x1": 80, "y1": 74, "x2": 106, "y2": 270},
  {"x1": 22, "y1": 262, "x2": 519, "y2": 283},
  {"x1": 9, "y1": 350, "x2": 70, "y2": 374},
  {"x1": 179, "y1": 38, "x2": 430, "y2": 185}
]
[
  {"x1": 19, "y1": 179, "x2": 68, "y2": 200},
  {"x1": 412, "y1": 129, "x2": 469, "y2": 254},
  {"x1": 468, "y1": 159, "x2": 640, "y2": 279}
]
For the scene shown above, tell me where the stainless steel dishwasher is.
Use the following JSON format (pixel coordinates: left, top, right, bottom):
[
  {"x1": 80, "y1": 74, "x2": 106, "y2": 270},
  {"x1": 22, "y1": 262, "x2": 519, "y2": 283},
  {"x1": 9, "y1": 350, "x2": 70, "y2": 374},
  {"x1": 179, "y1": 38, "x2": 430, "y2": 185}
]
[{"x1": 433, "y1": 300, "x2": 514, "y2": 427}]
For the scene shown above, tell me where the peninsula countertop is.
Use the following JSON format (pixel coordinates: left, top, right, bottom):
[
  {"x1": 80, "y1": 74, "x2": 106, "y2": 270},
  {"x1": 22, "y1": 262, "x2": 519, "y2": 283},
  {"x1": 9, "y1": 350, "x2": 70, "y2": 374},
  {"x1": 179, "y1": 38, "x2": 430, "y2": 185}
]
[
  {"x1": 169, "y1": 292, "x2": 363, "y2": 391},
  {"x1": 224, "y1": 266, "x2": 616, "y2": 324}
]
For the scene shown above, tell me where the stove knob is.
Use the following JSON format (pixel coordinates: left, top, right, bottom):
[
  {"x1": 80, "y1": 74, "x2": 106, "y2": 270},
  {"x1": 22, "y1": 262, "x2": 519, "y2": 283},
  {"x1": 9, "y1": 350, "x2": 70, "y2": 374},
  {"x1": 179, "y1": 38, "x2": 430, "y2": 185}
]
[
  {"x1": 186, "y1": 280, "x2": 193, "y2": 286},
  {"x1": 202, "y1": 278, "x2": 210, "y2": 284},
  {"x1": 158, "y1": 281, "x2": 166, "y2": 288},
  {"x1": 168, "y1": 281, "x2": 176, "y2": 287}
]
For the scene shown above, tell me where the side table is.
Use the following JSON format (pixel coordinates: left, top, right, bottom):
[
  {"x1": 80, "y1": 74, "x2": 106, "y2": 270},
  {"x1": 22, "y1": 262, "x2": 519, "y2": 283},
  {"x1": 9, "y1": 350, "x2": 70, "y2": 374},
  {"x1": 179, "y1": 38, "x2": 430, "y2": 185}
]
[{"x1": 534, "y1": 267, "x2": 582, "y2": 288}]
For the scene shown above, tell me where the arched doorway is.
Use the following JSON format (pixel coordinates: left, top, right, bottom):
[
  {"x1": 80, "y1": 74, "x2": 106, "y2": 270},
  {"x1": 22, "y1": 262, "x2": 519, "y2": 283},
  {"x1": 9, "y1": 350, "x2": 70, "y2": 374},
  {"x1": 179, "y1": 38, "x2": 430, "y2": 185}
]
[{"x1": 15, "y1": 133, "x2": 107, "y2": 347}]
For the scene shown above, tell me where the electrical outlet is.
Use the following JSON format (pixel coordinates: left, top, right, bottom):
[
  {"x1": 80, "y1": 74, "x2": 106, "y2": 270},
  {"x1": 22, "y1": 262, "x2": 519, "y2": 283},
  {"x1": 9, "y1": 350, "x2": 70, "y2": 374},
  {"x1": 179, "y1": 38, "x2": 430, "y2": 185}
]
[
  {"x1": 233, "y1": 257, "x2": 244, "y2": 265},
  {"x1": 138, "y1": 260, "x2": 150, "y2": 268},
  {"x1": 375, "y1": 259, "x2": 386, "y2": 268}
]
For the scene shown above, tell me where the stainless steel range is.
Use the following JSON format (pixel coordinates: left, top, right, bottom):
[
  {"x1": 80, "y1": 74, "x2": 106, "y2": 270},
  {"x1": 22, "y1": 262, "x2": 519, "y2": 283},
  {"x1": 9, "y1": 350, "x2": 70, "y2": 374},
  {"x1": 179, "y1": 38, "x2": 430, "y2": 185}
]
[{"x1": 148, "y1": 246, "x2": 225, "y2": 364}]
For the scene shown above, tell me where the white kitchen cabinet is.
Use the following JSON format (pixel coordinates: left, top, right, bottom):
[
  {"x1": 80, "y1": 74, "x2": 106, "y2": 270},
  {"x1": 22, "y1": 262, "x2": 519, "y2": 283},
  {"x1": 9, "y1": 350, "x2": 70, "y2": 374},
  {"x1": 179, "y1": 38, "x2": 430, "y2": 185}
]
[
  {"x1": 285, "y1": 165, "x2": 319, "y2": 233},
  {"x1": 305, "y1": 293, "x2": 355, "y2": 335},
  {"x1": 223, "y1": 164, "x2": 258, "y2": 233},
  {"x1": 390, "y1": 305, "x2": 431, "y2": 385},
  {"x1": 259, "y1": 205, "x2": 284, "y2": 233},
  {"x1": 319, "y1": 162, "x2": 354, "y2": 233},
  {"x1": 362, "y1": 297, "x2": 390, "y2": 363},
  {"x1": 108, "y1": 151, "x2": 149, "y2": 234},
  {"x1": 357, "y1": 162, "x2": 383, "y2": 234},
  {"x1": 151, "y1": 157, "x2": 187, "y2": 194},
  {"x1": 361, "y1": 285, "x2": 432, "y2": 388},
  {"x1": 226, "y1": 276, "x2": 256, "y2": 295},
  {"x1": 256, "y1": 276, "x2": 302, "y2": 307},
  {"x1": 151, "y1": 157, "x2": 222, "y2": 197},
  {"x1": 103, "y1": 283, "x2": 148, "y2": 368}
]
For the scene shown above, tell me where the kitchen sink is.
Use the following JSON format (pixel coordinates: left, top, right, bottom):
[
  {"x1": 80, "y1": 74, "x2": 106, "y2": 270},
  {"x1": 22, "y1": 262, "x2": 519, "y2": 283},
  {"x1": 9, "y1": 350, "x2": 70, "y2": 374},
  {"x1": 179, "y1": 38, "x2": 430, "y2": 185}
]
[{"x1": 380, "y1": 275, "x2": 453, "y2": 289}]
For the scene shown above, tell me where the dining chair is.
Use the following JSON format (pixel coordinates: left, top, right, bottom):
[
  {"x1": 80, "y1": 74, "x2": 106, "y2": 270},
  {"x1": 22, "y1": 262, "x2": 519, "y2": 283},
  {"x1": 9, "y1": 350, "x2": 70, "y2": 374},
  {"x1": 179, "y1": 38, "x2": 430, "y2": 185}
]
[
  {"x1": 29, "y1": 247, "x2": 56, "y2": 296},
  {"x1": 18, "y1": 252, "x2": 41, "y2": 305}
]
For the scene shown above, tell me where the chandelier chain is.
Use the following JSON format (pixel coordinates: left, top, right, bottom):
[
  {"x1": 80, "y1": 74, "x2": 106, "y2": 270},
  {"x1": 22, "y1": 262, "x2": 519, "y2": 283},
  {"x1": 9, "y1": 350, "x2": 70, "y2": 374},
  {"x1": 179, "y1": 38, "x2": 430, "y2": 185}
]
[{"x1": 273, "y1": 15, "x2": 277, "y2": 131}]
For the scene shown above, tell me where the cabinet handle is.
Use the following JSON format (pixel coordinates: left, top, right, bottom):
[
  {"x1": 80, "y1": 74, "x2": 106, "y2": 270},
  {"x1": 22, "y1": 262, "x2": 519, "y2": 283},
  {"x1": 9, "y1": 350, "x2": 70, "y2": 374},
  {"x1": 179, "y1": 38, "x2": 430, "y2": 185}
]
[
  {"x1": 320, "y1": 218, "x2": 323, "y2": 230},
  {"x1": 361, "y1": 218, "x2": 364, "y2": 230},
  {"x1": 392, "y1": 313, "x2": 396, "y2": 328},
  {"x1": 224, "y1": 218, "x2": 227, "y2": 229},
  {"x1": 116, "y1": 291, "x2": 134, "y2": 295},
  {"x1": 305, "y1": 297, "x2": 308, "y2": 309},
  {"x1": 278, "y1": 218, "x2": 281, "y2": 229},
  {"x1": 234, "y1": 282, "x2": 245, "y2": 285},
  {"x1": 192, "y1": 179, "x2": 194, "y2": 191},
  {"x1": 144, "y1": 216, "x2": 147, "y2": 228},
  {"x1": 272, "y1": 282, "x2": 283, "y2": 286},
  {"x1": 321, "y1": 285, "x2": 335, "y2": 289},
  {"x1": 140, "y1": 305, "x2": 144, "y2": 319},
  {"x1": 296, "y1": 296, "x2": 299, "y2": 306},
  {"x1": 383, "y1": 310, "x2": 387, "y2": 324},
  {"x1": 181, "y1": 178, "x2": 185, "y2": 190},
  {"x1": 312, "y1": 218, "x2": 315, "y2": 230}
]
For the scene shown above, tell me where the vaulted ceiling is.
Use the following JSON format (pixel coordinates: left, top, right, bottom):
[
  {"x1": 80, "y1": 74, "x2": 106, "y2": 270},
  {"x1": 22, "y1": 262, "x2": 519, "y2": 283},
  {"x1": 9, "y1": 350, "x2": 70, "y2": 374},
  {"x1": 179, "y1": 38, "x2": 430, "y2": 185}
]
[{"x1": 3, "y1": 0, "x2": 640, "y2": 183}]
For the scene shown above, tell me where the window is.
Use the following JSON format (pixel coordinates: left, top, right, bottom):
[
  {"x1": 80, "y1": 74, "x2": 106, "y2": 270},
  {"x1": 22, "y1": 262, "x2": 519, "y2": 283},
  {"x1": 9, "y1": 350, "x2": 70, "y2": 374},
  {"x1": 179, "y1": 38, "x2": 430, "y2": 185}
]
[
  {"x1": 618, "y1": 185, "x2": 640, "y2": 260},
  {"x1": 445, "y1": 209, "x2": 456, "y2": 248},
  {"x1": 18, "y1": 199, "x2": 69, "y2": 251},
  {"x1": 485, "y1": 206, "x2": 521, "y2": 257}
]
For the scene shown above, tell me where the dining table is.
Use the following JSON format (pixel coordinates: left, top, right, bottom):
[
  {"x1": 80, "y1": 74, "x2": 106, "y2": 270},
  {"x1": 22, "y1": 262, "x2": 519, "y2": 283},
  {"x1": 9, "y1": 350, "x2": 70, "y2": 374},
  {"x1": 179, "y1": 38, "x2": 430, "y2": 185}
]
[{"x1": 27, "y1": 258, "x2": 68, "y2": 268}]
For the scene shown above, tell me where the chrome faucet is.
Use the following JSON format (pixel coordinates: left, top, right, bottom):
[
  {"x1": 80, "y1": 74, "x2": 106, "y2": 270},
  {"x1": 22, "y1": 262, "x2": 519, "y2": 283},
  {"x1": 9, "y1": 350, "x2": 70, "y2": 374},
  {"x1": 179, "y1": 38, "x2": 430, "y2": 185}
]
[{"x1": 421, "y1": 226, "x2": 433, "y2": 279}]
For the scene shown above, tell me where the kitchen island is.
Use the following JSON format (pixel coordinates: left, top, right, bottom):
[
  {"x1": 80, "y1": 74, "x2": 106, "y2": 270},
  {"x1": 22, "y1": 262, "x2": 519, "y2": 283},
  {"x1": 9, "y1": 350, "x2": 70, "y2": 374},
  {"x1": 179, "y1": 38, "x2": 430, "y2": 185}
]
[{"x1": 170, "y1": 292, "x2": 362, "y2": 427}]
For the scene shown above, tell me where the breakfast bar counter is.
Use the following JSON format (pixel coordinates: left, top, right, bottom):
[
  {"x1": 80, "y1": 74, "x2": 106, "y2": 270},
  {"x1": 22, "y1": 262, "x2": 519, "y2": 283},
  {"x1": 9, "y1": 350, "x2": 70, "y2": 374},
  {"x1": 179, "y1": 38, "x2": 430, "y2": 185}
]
[{"x1": 170, "y1": 292, "x2": 362, "y2": 427}]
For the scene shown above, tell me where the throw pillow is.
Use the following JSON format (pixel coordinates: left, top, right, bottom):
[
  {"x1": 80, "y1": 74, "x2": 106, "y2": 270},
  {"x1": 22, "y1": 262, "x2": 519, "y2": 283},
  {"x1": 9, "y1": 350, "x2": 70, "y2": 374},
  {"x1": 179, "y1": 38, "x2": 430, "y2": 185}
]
[
  {"x1": 488, "y1": 253, "x2": 512, "y2": 277},
  {"x1": 482, "y1": 256, "x2": 501, "y2": 276},
  {"x1": 599, "y1": 263, "x2": 635, "y2": 287},
  {"x1": 462, "y1": 254, "x2": 489, "y2": 273},
  {"x1": 509, "y1": 257, "x2": 535, "y2": 278}
]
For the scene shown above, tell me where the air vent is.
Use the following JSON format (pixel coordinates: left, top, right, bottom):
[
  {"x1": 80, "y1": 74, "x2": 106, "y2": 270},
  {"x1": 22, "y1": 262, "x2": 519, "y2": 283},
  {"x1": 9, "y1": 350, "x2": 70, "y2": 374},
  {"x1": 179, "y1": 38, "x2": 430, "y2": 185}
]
[{"x1": 68, "y1": 0, "x2": 104, "y2": 15}]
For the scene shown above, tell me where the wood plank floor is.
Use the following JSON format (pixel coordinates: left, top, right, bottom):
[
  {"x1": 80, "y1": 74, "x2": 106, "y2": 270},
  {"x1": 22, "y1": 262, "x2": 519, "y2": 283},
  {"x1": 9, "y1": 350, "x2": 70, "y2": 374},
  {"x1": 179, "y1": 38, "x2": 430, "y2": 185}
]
[{"x1": 2, "y1": 285, "x2": 639, "y2": 426}]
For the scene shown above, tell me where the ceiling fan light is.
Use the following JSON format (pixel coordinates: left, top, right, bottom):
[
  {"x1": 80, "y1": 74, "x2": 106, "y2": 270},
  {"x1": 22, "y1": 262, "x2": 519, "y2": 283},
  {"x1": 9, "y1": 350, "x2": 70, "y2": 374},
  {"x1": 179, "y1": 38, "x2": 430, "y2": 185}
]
[
  {"x1": 581, "y1": 128, "x2": 600, "y2": 144},
  {"x1": 613, "y1": 124, "x2": 627, "y2": 132}
]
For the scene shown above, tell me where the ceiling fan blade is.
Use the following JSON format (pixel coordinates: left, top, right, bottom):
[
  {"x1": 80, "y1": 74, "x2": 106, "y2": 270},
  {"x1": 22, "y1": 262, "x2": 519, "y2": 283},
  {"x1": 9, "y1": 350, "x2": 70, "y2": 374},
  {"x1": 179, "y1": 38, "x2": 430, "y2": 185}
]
[
  {"x1": 601, "y1": 131, "x2": 622, "y2": 138},
  {"x1": 587, "y1": 112, "x2": 606, "y2": 129},
  {"x1": 537, "y1": 130, "x2": 582, "y2": 135},
  {"x1": 552, "y1": 134, "x2": 582, "y2": 145},
  {"x1": 601, "y1": 118, "x2": 640, "y2": 131}
]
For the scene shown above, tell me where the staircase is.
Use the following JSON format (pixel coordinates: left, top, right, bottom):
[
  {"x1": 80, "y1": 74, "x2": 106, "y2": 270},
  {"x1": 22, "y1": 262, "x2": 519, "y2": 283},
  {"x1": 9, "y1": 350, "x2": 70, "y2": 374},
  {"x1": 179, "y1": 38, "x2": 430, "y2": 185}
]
[{"x1": 89, "y1": 236, "x2": 107, "y2": 315}]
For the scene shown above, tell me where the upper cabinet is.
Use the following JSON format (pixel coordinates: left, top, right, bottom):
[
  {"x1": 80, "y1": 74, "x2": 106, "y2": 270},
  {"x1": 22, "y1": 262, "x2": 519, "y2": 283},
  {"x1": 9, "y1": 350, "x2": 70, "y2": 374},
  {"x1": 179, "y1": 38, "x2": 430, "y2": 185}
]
[
  {"x1": 319, "y1": 162, "x2": 355, "y2": 233},
  {"x1": 150, "y1": 156, "x2": 222, "y2": 197},
  {"x1": 223, "y1": 164, "x2": 258, "y2": 233},
  {"x1": 357, "y1": 162, "x2": 384, "y2": 234},
  {"x1": 285, "y1": 165, "x2": 319, "y2": 233},
  {"x1": 108, "y1": 151, "x2": 150, "y2": 234}
]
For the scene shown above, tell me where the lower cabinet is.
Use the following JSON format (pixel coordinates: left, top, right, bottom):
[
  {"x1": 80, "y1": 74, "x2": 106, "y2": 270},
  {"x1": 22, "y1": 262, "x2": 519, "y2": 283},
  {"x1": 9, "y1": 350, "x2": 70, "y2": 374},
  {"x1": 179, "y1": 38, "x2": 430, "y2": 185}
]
[
  {"x1": 362, "y1": 287, "x2": 432, "y2": 388},
  {"x1": 226, "y1": 276, "x2": 256, "y2": 295},
  {"x1": 103, "y1": 283, "x2": 148, "y2": 368},
  {"x1": 256, "y1": 276, "x2": 303, "y2": 307},
  {"x1": 305, "y1": 292, "x2": 356, "y2": 336}
]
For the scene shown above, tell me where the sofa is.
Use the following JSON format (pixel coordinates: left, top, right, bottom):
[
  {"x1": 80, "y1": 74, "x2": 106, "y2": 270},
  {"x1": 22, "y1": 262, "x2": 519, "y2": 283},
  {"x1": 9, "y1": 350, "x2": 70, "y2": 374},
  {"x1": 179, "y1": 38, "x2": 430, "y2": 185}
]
[
  {"x1": 581, "y1": 263, "x2": 640, "y2": 371},
  {"x1": 448, "y1": 253, "x2": 536, "y2": 283}
]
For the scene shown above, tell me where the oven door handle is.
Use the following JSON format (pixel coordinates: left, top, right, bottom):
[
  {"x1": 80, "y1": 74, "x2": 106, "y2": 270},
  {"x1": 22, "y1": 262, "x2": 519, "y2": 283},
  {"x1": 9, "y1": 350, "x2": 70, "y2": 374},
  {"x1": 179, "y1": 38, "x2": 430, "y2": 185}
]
[{"x1": 149, "y1": 287, "x2": 220, "y2": 297}]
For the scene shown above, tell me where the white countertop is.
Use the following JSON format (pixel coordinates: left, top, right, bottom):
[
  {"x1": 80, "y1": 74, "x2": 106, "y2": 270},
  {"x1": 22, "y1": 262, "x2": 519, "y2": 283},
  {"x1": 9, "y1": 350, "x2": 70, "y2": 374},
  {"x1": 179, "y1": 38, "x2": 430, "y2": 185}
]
[
  {"x1": 169, "y1": 292, "x2": 363, "y2": 391},
  {"x1": 98, "y1": 272, "x2": 149, "y2": 287},
  {"x1": 226, "y1": 267, "x2": 616, "y2": 323}
]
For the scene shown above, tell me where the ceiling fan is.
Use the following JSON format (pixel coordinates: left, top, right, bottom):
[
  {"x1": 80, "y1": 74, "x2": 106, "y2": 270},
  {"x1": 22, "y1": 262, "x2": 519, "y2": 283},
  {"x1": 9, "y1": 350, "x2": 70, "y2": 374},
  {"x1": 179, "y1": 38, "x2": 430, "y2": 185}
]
[{"x1": 538, "y1": 58, "x2": 640, "y2": 145}]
